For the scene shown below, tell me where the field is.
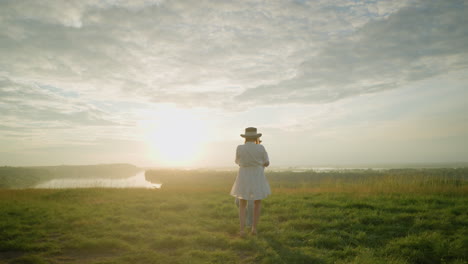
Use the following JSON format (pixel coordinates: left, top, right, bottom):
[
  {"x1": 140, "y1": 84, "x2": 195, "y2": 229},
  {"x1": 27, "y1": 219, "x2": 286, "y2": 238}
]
[{"x1": 0, "y1": 168, "x2": 467, "y2": 264}]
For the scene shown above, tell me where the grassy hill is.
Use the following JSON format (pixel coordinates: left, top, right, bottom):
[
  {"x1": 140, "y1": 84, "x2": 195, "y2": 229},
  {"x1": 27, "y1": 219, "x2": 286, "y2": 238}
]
[
  {"x1": 0, "y1": 185, "x2": 467, "y2": 263},
  {"x1": 0, "y1": 167, "x2": 466, "y2": 263}
]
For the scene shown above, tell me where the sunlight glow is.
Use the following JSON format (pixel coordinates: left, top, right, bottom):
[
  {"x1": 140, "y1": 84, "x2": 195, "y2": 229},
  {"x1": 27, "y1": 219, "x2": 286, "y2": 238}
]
[{"x1": 140, "y1": 105, "x2": 209, "y2": 167}]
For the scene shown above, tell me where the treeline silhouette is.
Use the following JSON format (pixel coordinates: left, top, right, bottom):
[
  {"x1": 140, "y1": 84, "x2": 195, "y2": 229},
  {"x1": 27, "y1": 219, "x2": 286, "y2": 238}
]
[
  {"x1": 145, "y1": 168, "x2": 468, "y2": 193},
  {"x1": 0, "y1": 164, "x2": 140, "y2": 188},
  {"x1": 145, "y1": 169, "x2": 237, "y2": 190}
]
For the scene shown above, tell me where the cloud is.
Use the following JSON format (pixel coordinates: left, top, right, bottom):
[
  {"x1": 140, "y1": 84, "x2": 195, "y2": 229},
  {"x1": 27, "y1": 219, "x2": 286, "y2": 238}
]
[
  {"x1": 0, "y1": 77, "x2": 118, "y2": 131},
  {"x1": 0, "y1": 0, "x2": 419, "y2": 110},
  {"x1": 0, "y1": 0, "x2": 464, "y2": 133},
  {"x1": 3, "y1": 0, "x2": 467, "y2": 166},
  {"x1": 236, "y1": 0, "x2": 468, "y2": 105}
]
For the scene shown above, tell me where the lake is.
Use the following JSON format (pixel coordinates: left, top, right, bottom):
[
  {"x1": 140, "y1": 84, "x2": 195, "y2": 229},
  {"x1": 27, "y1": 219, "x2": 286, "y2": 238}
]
[{"x1": 34, "y1": 171, "x2": 162, "y2": 189}]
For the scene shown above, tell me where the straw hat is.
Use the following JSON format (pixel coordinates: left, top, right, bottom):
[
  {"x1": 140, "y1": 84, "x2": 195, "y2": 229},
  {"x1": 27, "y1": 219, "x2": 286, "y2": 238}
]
[{"x1": 240, "y1": 127, "x2": 262, "y2": 138}]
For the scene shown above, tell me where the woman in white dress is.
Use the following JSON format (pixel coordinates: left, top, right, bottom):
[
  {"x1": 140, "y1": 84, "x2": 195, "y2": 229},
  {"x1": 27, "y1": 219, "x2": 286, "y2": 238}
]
[{"x1": 231, "y1": 127, "x2": 271, "y2": 236}]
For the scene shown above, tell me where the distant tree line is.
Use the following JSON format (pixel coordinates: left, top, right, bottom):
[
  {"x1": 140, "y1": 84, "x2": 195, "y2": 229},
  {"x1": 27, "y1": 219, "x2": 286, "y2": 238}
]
[
  {"x1": 145, "y1": 168, "x2": 468, "y2": 193},
  {"x1": 266, "y1": 168, "x2": 468, "y2": 188},
  {"x1": 0, "y1": 164, "x2": 140, "y2": 188}
]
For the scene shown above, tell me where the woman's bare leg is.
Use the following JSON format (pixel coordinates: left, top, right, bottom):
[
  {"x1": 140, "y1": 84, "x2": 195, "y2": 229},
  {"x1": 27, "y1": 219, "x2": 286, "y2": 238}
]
[
  {"x1": 252, "y1": 200, "x2": 262, "y2": 235},
  {"x1": 239, "y1": 199, "x2": 247, "y2": 236}
]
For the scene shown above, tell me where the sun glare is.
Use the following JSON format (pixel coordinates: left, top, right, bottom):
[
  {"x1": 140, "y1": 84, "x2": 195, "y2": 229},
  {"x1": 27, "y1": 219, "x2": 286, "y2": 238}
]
[{"x1": 140, "y1": 106, "x2": 208, "y2": 167}]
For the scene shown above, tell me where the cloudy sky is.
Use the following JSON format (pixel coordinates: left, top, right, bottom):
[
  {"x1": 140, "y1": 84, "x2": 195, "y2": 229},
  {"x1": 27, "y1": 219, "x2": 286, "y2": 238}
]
[{"x1": 1, "y1": 0, "x2": 467, "y2": 168}]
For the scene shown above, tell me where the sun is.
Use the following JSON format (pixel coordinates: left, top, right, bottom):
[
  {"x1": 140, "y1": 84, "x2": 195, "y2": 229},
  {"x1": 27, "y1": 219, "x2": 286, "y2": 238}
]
[{"x1": 140, "y1": 105, "x2": 208, "y2": 167}]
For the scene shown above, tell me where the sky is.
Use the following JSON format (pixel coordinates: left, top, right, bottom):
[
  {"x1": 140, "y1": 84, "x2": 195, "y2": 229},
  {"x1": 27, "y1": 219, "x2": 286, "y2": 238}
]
[{"x1": 1, "y1": 0, "x2": 467, "y2": 168}]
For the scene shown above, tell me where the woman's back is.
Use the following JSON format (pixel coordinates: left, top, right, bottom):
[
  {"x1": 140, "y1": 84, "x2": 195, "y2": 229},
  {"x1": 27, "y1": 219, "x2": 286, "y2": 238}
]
[{"x1": 235, "y1": 142, "x2": 269, "y2": 168}]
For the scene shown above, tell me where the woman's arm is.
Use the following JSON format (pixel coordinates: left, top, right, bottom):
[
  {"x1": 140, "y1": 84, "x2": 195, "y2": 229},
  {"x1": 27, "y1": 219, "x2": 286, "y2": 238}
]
[
  {"x1": 235, "y1": 146, "x2": 240, "y2": 165},
  {"x1": 263, "y1": 146, "x2": 270, "y2": 167}
]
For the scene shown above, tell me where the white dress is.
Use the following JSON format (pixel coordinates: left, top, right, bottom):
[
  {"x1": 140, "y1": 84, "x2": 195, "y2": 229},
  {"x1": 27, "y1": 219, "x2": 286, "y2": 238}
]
[{"x1": 230, "y1": 142, "x2": 271, "y2": 200}]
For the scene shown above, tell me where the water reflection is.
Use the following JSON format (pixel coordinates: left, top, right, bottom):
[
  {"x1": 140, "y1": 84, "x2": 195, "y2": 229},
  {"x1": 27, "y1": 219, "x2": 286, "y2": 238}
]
[{"x1": 34, "y1": 171, "x2": 162, "y2": 189}]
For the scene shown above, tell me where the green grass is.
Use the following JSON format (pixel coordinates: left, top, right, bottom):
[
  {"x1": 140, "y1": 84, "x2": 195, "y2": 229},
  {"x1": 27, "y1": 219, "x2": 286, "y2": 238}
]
[{"x1": 1, "y1": 184, "x2": 467, "y2": 264}]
